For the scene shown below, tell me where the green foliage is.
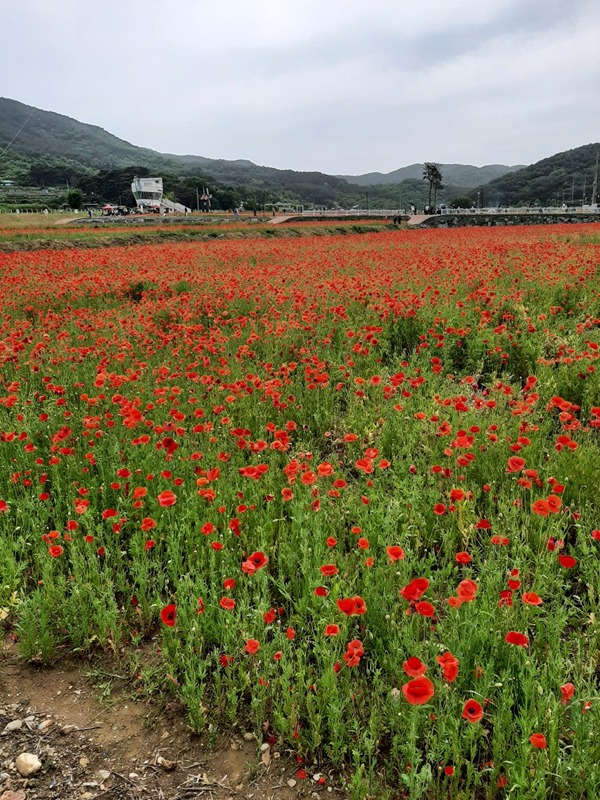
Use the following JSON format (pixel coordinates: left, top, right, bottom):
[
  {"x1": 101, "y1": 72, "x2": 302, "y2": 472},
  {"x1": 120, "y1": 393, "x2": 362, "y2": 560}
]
[
  {"x1": 450, "y1": 196, "x2": 473, "y2": 209},
  {"x1": 423, "y1": 163, "x2": 444, "y2": 207},
  {"x1": 66, "y1": 188, "x2": 84, "y2": 209},
  {"x1": 470, "y1": 143, "x2": 600, "y2": 206}
]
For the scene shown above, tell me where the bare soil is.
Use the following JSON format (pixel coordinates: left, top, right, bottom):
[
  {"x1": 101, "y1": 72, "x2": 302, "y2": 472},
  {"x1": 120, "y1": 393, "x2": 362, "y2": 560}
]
[{"x1": 0, "y1": 638, "x2": 346, "y2": 800}]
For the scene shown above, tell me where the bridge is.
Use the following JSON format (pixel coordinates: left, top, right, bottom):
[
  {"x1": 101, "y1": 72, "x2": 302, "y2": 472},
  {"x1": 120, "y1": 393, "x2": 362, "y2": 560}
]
[{"x1": 269, "y1": 207, "x2": 600, "y2": 227}]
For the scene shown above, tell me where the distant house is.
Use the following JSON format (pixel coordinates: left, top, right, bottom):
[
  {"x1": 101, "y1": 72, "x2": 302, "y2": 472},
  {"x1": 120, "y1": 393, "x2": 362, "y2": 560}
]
[
  {"x1": 1, "y1": 179, "x2": 15, "y2": 187},
  {"x1": 131, "y1": 176, "x2": 163, "y2": 212}
]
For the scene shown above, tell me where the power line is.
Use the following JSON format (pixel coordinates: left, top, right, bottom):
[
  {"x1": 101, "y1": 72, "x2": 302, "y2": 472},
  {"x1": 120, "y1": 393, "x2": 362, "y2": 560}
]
[{"x1": 0, "y1": 108, "x2": 36, "y2": 160}]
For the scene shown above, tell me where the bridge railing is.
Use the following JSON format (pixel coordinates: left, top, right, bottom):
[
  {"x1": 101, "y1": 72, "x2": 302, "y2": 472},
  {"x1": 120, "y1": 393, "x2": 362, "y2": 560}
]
[
  {"x1": 297, "y1": 207, "x2": 599, "y2": 217},
  {"x1": 299, "y1": 209, "x2": 405, "y2": 217}
]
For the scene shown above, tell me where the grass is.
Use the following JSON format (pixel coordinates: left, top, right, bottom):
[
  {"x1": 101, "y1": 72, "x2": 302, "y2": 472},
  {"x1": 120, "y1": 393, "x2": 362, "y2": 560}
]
[{"x1": 0, "y1": 222, "x2": 599, "y2": 798}]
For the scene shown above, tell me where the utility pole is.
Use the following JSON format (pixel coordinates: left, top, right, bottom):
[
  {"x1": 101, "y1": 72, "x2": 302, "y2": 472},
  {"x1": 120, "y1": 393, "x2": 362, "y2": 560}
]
[
  {"x1": 365, "y1": 190, "x2": 369, "y2": 213},
  {"x1": 591, "y1": 151, "x2": 599, "y2": 207}
]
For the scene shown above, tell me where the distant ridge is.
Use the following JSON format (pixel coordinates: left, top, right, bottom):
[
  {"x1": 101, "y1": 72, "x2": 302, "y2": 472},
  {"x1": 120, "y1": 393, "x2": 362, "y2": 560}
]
[
  {"x1": 0, "y1": 97, "x2": 596, "y2": 208},
  {"x1": 341, "y1": 163, "x2": 526, "y2": 188}
]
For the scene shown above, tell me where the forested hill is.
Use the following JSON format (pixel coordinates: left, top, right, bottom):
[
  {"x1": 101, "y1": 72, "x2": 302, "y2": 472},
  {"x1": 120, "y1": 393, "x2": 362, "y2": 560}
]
[
  {"x1": 341, "y1": 163, "x2": 525, "y2": 188},
  {"x1": 469, "y1": 143, "x2": 600, "y2": 207},
  {"x1": 0, "y1": 97, "x2": 176, "y2": 177},
  {"x1": 1, "y1": 98, "x2": 596, "y2": 210}
]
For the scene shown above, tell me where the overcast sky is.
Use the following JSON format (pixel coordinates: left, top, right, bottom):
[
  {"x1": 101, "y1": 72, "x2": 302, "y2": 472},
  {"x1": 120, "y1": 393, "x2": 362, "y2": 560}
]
[{"x1": 2, "y1": 0, "x2": 599, "y2": 175}]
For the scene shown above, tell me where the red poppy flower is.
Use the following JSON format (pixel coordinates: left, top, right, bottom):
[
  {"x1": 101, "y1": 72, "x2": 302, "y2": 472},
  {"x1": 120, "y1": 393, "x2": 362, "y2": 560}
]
[
  {"x1": 522, "y1": 592, "x2": 543, "y2": 606},
  {"x1": 160, "y1": 603, "x2": 177, "y2": 627},
  {"x1": 242, "y1": 551, "x2": 269, "y2": 574},
  {"x1": 403, "y1": 656, "x2": 428, "y2": 677},
  {"x1": 436, "y1": 652, "x2": 459, "y2": 682},
  {"x1": 48, "y1": 544, "x2": 64, "y2": 558},
  {"x1": 462, "y1": 699, "x2": 483, "y2": 723},
  {"x1": 337, "y1": 596, "x2": 367, "y2": 616},
  {"x1": 433, "y1": 503, "x2": 446, "y2": 516},
  {"x1": 415, "y1": 601, "x2": 435, "y2": 618},
  {"x1": 220, "y1": 597, "x2": 236, "y2": 610},
  {"x1": 325, "y1": 624, "x2": 340, "y2": 636},
  {"x1": 560, "y1": 682, "x2": 575, "y2": 704},
  {"x1": 529, "y1": 733, "x2": 547, "y2": 750},
  {"x1": 263, "y1": 608, "x2": 276, "y2": 624},
  {"x1": 546, "y1": 494, "x2": 562, "y2": 513},
  {"x1": 531, "y1": 499, "x2": 549, "y2": 517},
  {"x1": 245, "y1": 638, "x2": 260, "y2": 655},
  {"x1": 505, "y1": 631, "x2": 529, "y2": 648},
  {"x1": 320, "y1": 564, "x2": 338, "y2": 576},
  {"x1": 157, "y1": 490, "x2": 177, "y2": 507},
  {"x1": 457, "y1": 579, "x2": 477, "y2": 601},
  {"x1": 506, "y1": 456, "x2": 526, "y2": 473},
  {"x1": 401, "y1": 578, "x2": 429, "y2": 603},
  {"x1": 386, "y1": 545, "x2": 405, "y2": 562},
  {"x1": 401, "y1": 677, "x2": 435, "y2": 705},
  {"x1": 558, "y1": 554, "x2": 577, "y2": 569},
  {"x1": 455, "y1": 551, "x2": 472, "y2": 564},
  {"x1": 314, "y1": 586, "x2": 328, "y2": 597}
]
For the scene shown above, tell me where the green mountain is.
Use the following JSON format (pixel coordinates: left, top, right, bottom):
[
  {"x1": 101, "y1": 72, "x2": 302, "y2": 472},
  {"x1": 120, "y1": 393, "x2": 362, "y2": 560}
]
[
  {"x1": 0, "y1": 97, "x2": 176, "y2": 179},
  {"x1": 341, "y1": 163, "x2": 525, "y2": 187},
  {"x1": 469, "y1": 144, "x2": 600, "y2": 207},
  {"x1": 0, "y1": 98, "x2": 378, "y2": 209},
  {"x1": 0, "y1": 98, "x2": 596, "y2": 212}
]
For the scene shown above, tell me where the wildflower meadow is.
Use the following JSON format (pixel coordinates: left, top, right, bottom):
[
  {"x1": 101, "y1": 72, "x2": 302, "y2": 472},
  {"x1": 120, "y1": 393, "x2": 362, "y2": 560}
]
[{"x1": 0, "y1": 223, "x2": 598, "y2": 798}]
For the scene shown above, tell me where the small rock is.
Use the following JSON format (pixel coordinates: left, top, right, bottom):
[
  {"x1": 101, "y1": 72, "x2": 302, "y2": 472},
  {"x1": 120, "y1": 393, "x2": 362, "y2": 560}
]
[
  {"x1": 1, "y1": 790, "x2": 27, "y2": 800},
  {"x1": 128, "y1": 772, "x2": 138, "y2": 780},
  {"x1": 80, "y1": 793, "x2": 94, "y2": 800},
  {"x1": 243, "y1": 732, "x2": 254, "y2": 741},
  {"x1": 38, "y1": 719, "x2": 53, "y2": 732},
  {"x1": 15, "y1": 752, "x2": 42, "y2": 777},
  {"x1": 287, "y1": 778, "x2": 297, "y2": 788},
  {"x1": 156, "y1": 756, "x2": 176, "y2": 771},
  {"x1": 260, "y1": 743, "x2": 271, "y2": 768},
  {"x1": 3, "y1": 721, "x2": 23, "y2": 733},
  {"x1": 59, "y1": 724, "x2": 76, "y2": 735},
  {"x1": 97, "y1": 769, "x2": 111, "y2": 782},
  {"x1": 79, "y1": 757, "x2": 89, "y2": 769}
]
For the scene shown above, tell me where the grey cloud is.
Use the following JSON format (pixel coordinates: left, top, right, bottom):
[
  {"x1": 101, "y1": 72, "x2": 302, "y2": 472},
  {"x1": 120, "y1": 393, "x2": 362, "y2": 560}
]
[{"x1": 1, "y1": 0, "x2": 598, "y2": 174}]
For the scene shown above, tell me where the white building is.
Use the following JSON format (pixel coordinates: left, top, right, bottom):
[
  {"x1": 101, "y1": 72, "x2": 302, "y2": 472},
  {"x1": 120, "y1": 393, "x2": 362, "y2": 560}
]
[{"x1": 131, "y1": 176, "x2": 163, "y2": 212}]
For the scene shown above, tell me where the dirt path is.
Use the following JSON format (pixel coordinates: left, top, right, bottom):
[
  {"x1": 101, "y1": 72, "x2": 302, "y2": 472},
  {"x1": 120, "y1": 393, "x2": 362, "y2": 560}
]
[{"x1": 0, "y1": 639, "x2": 345, "y2": 800}]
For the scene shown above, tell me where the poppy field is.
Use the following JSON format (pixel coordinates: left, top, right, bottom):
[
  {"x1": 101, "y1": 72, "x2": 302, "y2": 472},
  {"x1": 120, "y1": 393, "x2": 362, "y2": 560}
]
[{"x1": 0, "y1": 224, "x2": 599, "y2": 798}]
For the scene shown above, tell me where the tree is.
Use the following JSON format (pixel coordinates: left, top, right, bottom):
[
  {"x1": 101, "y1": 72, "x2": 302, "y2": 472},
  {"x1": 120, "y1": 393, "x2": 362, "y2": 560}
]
[
  {"x1": 450, "y1": 196, "x2": 473, "y2": 209},
  {"x1": 422, "y1": 163, "x2": 443, "y2": 208},
  {"x1": 66, "y1": 188, "x2": 84, "y2": 210}
]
